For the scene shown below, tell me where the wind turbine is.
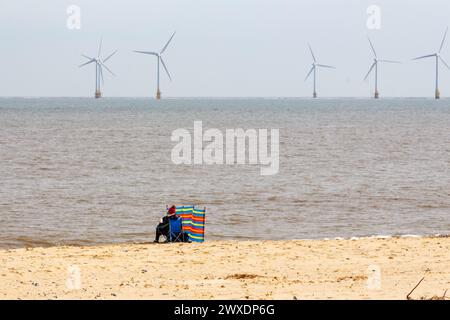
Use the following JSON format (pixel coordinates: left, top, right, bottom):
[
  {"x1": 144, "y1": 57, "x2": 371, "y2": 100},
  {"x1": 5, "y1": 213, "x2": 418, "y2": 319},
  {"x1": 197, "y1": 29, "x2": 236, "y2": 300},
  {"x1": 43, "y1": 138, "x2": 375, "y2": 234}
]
[
  {"x1": 80, "y1": 38, "x2": 117, "y2": 99},
  {"x1": 364, "y1": 37, "x2": 400, "y2": 99},
  {"x1": 134, "y1": 32, "x2": 176, "y2": 100},
  {"x1": 305, "y1": 44, "x2": 335, "y2": 98},
  {"x1": 413, "y1": 27, "x2": 449, "y2": 99}
]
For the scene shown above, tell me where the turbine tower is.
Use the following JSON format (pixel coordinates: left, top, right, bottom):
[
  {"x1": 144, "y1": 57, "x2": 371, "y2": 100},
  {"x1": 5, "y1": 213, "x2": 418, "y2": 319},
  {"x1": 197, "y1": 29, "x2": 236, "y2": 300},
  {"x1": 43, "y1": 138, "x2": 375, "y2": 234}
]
[
  {"x1": 413, "y1": 27, "x2": 449, "y2": 99},
  {"x1": 305, "y1": 44, "x2": 335, "y2": 98},
  {"x1": 80, "y1": 38, "x2": 117, "y2": 99},
  {"x1": 364, "y1": 37, "x2": 400, "y2": 99},
  {"x1": 134, "y1": 32, "x2": 176, "y2": 100}
]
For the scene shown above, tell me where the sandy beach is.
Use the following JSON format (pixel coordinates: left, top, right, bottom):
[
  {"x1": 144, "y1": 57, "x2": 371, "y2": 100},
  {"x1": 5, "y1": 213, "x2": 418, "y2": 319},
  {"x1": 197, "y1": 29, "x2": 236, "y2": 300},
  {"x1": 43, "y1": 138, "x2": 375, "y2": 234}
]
[{"x1": 0, "y1": 237, "x2": 449, "y2": 300}]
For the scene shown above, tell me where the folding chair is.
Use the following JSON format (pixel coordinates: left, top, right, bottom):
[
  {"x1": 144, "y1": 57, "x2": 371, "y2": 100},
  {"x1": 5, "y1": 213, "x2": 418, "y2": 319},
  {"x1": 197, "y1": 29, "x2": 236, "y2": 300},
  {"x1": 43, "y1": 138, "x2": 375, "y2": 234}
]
[{"x1": 168, "y1": 217, "x2": 184, "y2": 242}]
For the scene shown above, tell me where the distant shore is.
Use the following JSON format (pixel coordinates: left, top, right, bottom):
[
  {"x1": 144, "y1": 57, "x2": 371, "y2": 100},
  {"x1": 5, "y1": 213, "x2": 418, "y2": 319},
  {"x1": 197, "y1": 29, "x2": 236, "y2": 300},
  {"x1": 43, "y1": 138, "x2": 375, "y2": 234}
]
[{"x1": 0, "y1": 237, "x2": 449, "y2": 300}]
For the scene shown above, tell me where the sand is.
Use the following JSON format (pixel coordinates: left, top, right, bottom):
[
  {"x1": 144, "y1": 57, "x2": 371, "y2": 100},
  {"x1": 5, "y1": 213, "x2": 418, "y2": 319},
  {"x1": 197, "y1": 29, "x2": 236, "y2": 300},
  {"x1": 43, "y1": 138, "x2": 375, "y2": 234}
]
[{"x1": 0, "y1": 237, "x2": 449, "y2": 300}]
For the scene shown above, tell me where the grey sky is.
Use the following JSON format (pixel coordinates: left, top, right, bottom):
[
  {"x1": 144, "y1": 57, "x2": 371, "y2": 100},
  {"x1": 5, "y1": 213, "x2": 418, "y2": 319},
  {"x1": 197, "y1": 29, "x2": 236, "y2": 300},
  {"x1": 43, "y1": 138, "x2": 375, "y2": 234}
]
[{"x1": 1, "y1": 0, "x2": 450, "y2": 97}]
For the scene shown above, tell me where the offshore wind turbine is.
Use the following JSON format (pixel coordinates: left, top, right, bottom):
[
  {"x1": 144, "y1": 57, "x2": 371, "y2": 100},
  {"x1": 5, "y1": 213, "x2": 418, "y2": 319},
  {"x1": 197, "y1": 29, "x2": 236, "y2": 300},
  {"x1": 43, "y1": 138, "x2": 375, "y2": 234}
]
[
  {"x1": 80, "y1": 38, "x2": 117, "y2": 99},
  {"x1": 364, "y1": 37, "x2": 400, "y2": 99},
  {"x1": 134, "y1": 32, "x2": 176, "y2": 100},
  {"x1": 413, "y1": 27, "x2": 449, "y2": 99},
  {"x1": 305, "y1": 44, "x2": 335, "y2": 98}
]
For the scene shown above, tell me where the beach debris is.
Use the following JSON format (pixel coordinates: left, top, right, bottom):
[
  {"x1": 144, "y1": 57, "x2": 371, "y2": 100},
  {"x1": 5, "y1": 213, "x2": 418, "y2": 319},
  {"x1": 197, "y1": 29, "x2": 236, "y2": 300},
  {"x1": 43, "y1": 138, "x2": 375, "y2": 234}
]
[
  {"x1": 405, "y1": 277, "x2": 448, "y2": 300},
  {"x1": 406, "y1": 276, "x2": 425, "y2": 300},
  {"x1": 416, "y1": 292, "x2": 449, "y2": 300},
  {"x1": 427, "y1": 289, "x2": 448, "y2": 300},
  {"x1": 225, "y1": 273, "x2": 260, "y2": 280},
  {"x1": 336, "y1": 275, "x2": 367, "y2": 282}
]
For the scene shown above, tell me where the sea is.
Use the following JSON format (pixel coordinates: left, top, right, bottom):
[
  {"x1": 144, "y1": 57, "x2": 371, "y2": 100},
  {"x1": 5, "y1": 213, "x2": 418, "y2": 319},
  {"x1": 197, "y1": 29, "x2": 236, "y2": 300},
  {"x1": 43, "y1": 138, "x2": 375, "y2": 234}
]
[{"x1": 0, "y1": 97, "x2": 449, "y2": 248}]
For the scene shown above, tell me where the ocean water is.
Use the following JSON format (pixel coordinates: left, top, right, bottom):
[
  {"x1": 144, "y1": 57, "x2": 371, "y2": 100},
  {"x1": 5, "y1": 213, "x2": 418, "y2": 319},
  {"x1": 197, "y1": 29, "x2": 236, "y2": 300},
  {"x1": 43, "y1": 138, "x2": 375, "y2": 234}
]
[{"x1": 0, "y1": 97, "x2": 449, "y2": 248}]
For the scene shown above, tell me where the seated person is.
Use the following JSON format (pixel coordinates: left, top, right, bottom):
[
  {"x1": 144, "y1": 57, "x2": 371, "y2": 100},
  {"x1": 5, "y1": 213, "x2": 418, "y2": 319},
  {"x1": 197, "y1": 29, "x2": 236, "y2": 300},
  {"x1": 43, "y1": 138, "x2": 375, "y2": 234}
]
[{"x1": 154, "y1": 205, "x2": 178, "y2": 243}]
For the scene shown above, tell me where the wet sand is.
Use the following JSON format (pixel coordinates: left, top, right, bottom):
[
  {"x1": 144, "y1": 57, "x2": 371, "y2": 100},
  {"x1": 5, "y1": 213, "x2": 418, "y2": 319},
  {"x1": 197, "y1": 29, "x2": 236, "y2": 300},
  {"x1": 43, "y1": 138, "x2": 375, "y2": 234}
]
[{"x1": 0, "y1": 237, "x2": 449, "y2": 300}]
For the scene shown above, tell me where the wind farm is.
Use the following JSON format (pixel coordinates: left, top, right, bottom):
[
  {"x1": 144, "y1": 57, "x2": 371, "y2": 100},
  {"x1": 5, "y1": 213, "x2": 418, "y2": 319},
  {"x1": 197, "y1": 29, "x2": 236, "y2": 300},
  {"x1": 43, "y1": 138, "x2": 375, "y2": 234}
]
[
  {"x1": 304, "y1": 44, "x2": 336, "y2": 98},
  {"x1": 364, "y1": 37, "x2": 401, "y2": 99},
  {"x1": 413, "y1": 27, "x2": 450, "y2": 99},
  {"x1": 80, "y1": 38, "x2": 117, "y2": 99},
  {"x1": 134, "y1": 32, "x2": 176, "y2": 100},
  {"x1": 72, "y1": 30, "x2": 450, "y2": 100}
]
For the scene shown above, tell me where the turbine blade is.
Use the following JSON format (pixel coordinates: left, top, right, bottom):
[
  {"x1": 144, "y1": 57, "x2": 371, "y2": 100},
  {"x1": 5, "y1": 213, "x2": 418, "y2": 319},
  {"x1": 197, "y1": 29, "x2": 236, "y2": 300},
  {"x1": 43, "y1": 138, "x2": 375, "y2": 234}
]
[
  {"x1": 81, "y1": 54, "x2": 94, "y2": 60},
  {"x1": 305, "y1": 66, "x2": 315, "y2": 81},
  {"x1": 378, "y1": 59, "x2": 401, "y2": 64},
  {"x1": 368, "y1": 37, "x2": 377, "y2": 58},
  {"x1": 103, "y1": 50, "x2": 118, "y2": 63},
  {"x1": 439, "y1": 27, "x2": 448, "y2": 53},
  {"x1": 439, "y1": 56, "x2": 450, "y2": 70},
  {"x1": 316, "y1": 64, "x2": 336, "y2": 69},
  {"x1": 308, "y1": 43, "x2": 316, "y2": 62},
  {"x1": 364, "y1": 62, "x2": 376, "y2": 80},
  {"x1": 413, "y1": 54, "x2": 436, "y2": 60},
  {"x1": 100, "y1": 61, "x2": 115, "y2": 76},
  {"x1": 98, "y1": 37, "x2": 103, "y2": 58},
  {"x1": 79, "y1": 59, "x2": 95, "y2": 68},
  {"x1": 133, "y1": 50, "x2": 158, "y2": 56},
  {"x1": 160, "y1": 56, "x2": 172, "y2": 81},
  {"x1": 160, "y1": 31, "x2": 176, "y2": 54}
]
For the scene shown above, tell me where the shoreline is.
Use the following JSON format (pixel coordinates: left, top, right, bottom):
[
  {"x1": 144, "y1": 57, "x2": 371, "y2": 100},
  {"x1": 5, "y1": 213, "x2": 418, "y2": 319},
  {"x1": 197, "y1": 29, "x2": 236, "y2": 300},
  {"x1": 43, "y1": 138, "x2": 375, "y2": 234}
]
[
  {"x1": 2, "y1": 233, "x2": 448, "y2": 251},
  {"x1": 1, "y1": 237, "x2": 449, "y2": 300}
]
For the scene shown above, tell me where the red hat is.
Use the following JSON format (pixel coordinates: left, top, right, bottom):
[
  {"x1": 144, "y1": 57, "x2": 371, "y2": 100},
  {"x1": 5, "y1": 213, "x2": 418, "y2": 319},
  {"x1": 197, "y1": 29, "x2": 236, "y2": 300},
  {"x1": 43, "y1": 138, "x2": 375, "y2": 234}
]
[{"x1": 168, "y1": 206, "x2": 176, "y2": 215}]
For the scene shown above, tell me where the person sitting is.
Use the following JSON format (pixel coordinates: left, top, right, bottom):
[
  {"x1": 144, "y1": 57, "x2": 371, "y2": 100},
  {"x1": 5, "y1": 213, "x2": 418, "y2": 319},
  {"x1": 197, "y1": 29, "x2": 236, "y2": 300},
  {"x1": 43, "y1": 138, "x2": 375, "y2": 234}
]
[{"x1": 154, "y1": 205, "x2": 178, "y2": 243}]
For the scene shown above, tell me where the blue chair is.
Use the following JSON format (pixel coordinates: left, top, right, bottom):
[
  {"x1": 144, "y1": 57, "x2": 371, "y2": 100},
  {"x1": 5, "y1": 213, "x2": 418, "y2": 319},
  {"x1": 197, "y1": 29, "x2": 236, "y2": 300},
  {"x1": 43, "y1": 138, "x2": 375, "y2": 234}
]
[{"x1": 168, "y1": 217, "x2": 183, "y2": 242}]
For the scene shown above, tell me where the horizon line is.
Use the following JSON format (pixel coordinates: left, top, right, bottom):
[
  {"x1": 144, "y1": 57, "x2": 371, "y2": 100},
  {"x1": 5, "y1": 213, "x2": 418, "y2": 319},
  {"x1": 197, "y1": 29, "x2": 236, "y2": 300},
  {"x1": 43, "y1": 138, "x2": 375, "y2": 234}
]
[{"x1": 1, "y1": 96, "x2": 449, "y2": 100}]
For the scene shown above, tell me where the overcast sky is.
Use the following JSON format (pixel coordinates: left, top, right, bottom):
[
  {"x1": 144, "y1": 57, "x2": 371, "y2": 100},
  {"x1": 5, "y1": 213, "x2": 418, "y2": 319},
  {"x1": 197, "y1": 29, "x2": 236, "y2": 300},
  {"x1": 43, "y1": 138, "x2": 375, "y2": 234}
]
[{"x1": 1, "y1": 0, "x2": 450, "y2": 97}]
